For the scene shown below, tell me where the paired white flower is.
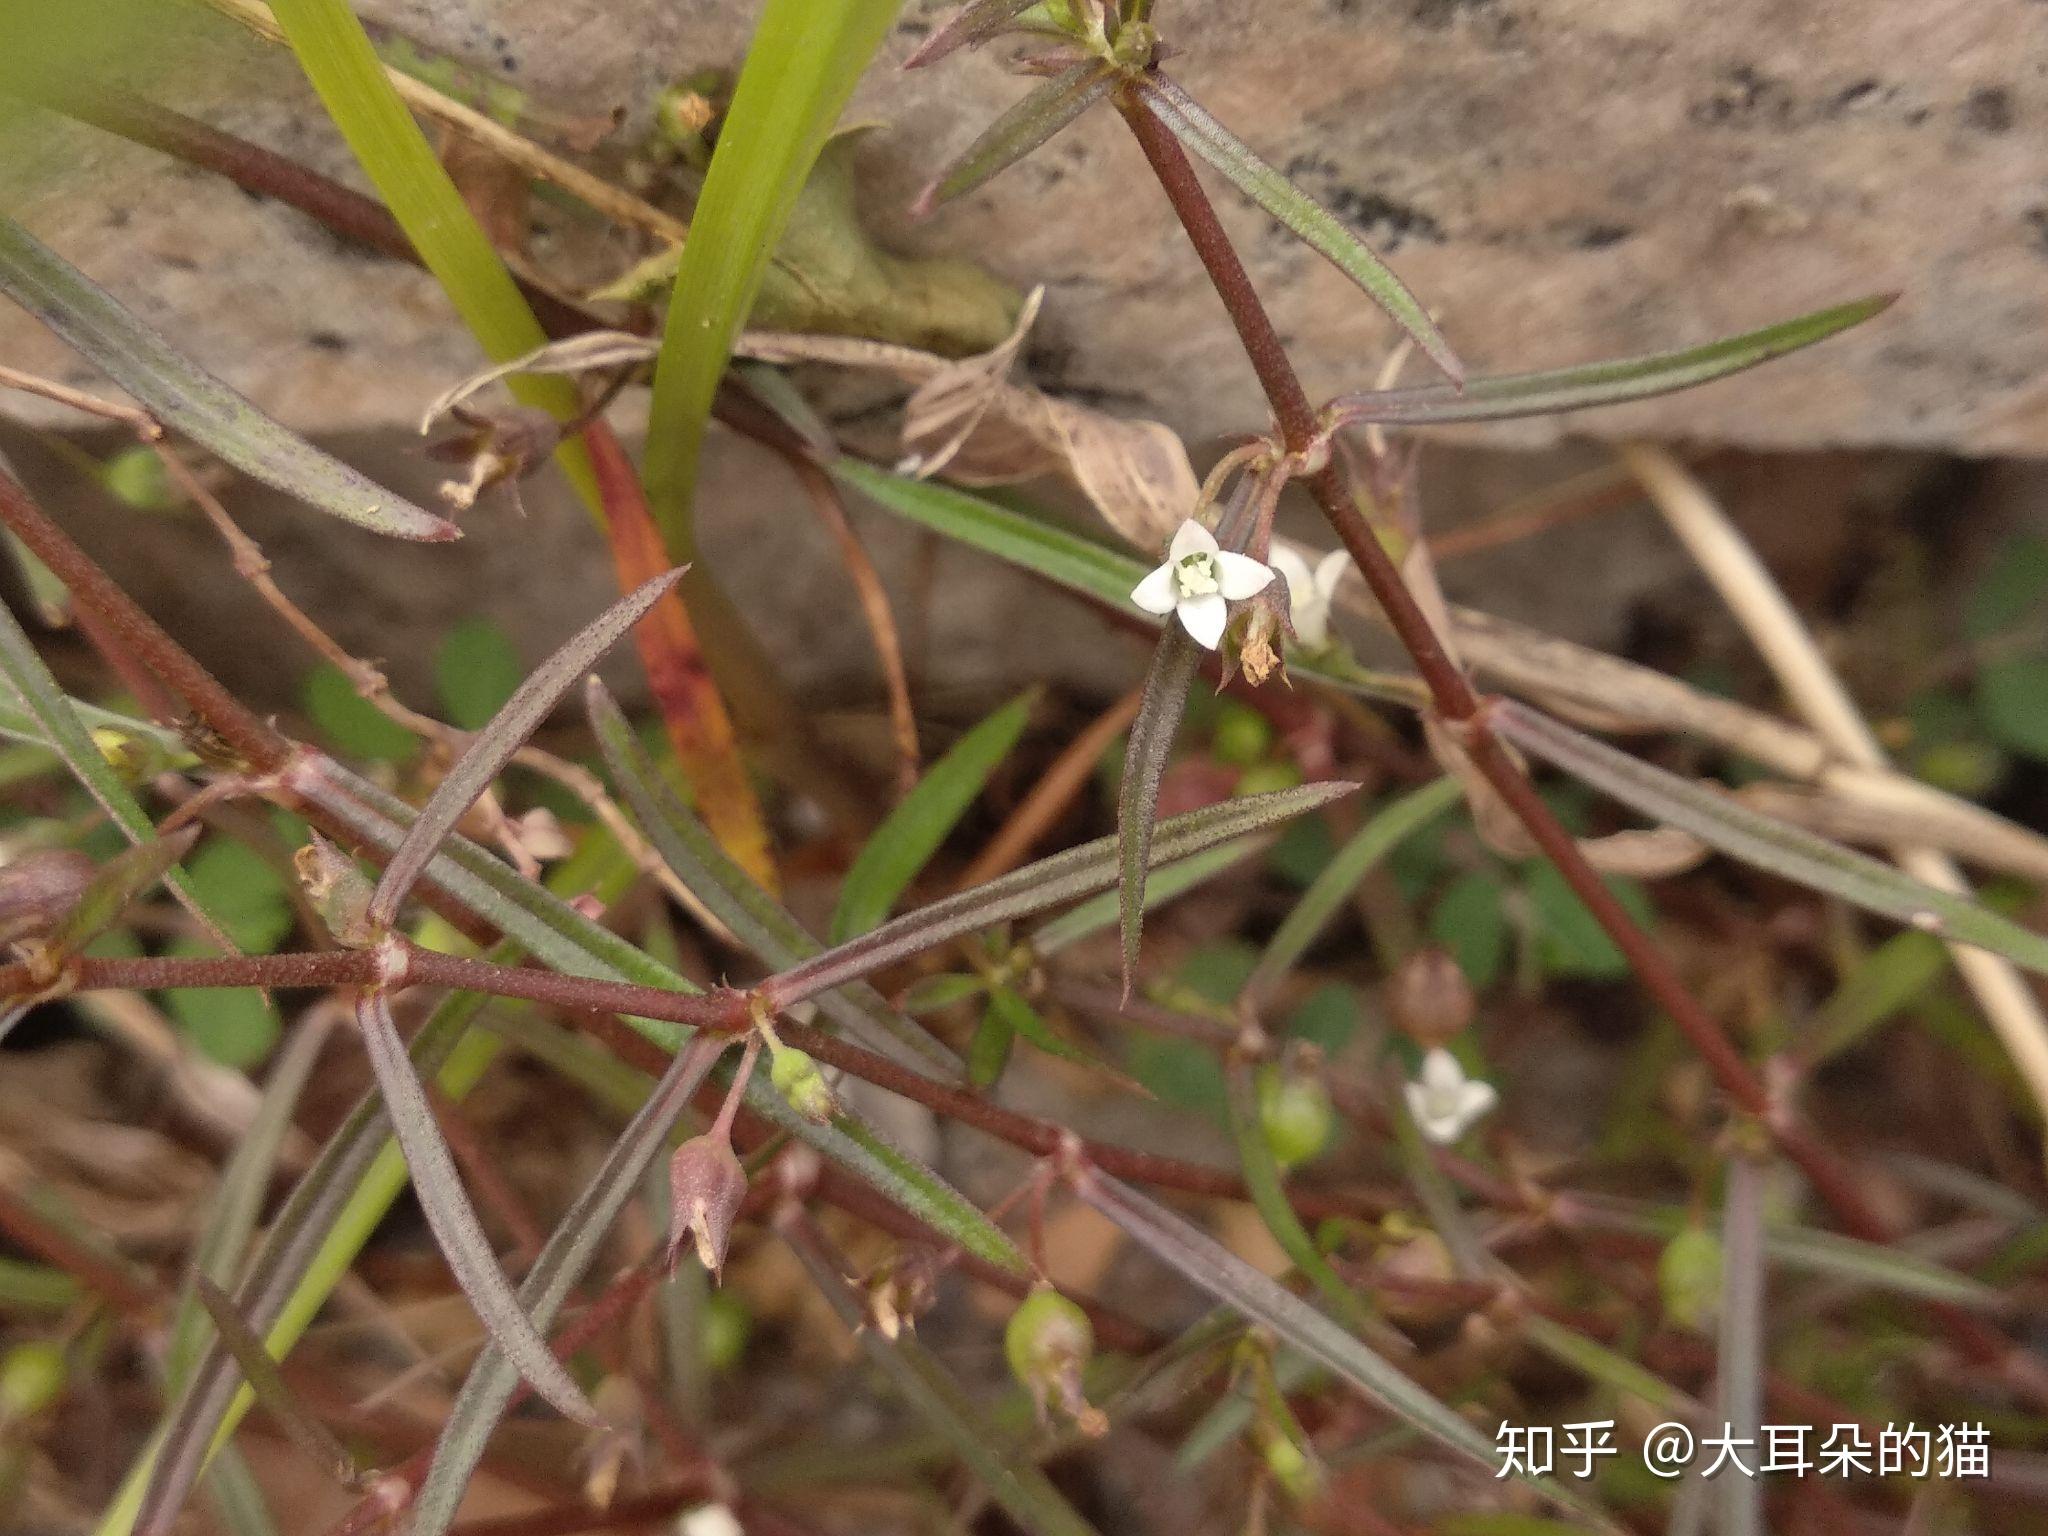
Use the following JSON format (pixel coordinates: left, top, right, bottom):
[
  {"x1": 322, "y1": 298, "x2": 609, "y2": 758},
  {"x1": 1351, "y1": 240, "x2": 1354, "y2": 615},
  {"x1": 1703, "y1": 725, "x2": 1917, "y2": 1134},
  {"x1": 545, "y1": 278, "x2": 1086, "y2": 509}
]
[
  {"x1": 1132, "y1": 519, "x2": 1275, "y2": 650},
  {"x1": 1403, "y1": 1048, "x2": 1498, "y2": 1145},
  {"x1": 1268, "y1": 544, "x2": 1351, "y2": 650}
]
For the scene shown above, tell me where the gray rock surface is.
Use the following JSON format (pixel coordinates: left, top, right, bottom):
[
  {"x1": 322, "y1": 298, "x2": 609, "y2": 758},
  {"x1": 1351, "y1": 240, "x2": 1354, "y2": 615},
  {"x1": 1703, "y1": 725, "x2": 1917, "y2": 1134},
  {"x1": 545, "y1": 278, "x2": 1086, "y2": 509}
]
[{"x1": 2, "y1": 0, "x2": 2042, "y2": 452}]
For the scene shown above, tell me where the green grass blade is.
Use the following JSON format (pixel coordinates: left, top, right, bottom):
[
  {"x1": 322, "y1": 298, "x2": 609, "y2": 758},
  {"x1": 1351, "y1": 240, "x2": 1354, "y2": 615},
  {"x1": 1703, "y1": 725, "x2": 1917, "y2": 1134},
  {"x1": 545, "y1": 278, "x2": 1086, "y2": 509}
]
[
  {"x1": 1251, "y1": 777, "x2": 1461, "y2": 991},
  {"x1": 1328, "y1": 296, "x2": 1894, "y2": 427},
  {"x1": 831, "y1": 689, "x2": 1036, "y2": 941},
  {"x1": 262, "y1": 0, "x2": 593, "y2": 500},
  {"x1": 1136, "y1": 74, "x2": 1461, "y2": 384},
  {"x1": 0, "y1": 216, "x2": 454, "y2": 541},
  {"x1": 1494, "y1": 701, "x2": 2048, "y2": 979},
  {"x1": 641, "y1": 0, "x2": 903, "y2": 553}
]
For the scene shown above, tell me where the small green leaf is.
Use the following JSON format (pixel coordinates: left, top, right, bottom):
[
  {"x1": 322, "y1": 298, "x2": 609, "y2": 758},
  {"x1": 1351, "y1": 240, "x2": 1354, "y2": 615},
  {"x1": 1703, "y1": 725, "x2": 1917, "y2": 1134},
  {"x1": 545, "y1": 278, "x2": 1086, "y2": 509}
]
[
  {"x1": 0, "y1": 215, "x2": 455, "y2": 541},
  {"x1": 1136, "y1": 74, "x2": 1461, "y2": 384},
  {"x1": 968, "y1": 1000, "x2": 1018, "y2": 1088},
  {"x1": 180, "y1": 840, "x2": 293, "y2": 954},
  {"x1": 301, "y1": 664, "x2": 416, "y2": 763},
  {"x1": 1964, "y1": 536, "x2": 2048, "y2": 643},
  {"x1": 902, "y1": 972, "x2": 990, "y2": 1014},
  {"x1": 1976, "y1": 655, "x2": 2048, "y2": 762},
  {"x1": 913, "y1": 58, "x2": 1119, "y2": 216},
  {"x1": 434, "y1": 618, "x2": 524, "y2": 731},
  {"x1": 166, "y1": 974, "x2": 279, "y2": 1069},
  {"x1": 1806, "y1": 930, "x2": 1948, "y2": 1065},
  {"x1": 1523, "y1": 860, "x2": 1653, "y2": 981},
  {"x1": 987, "y1": 984, "x2": 1117, "y2": 1077},
  {"x1": 1117, "y1": 629, "x2": 1200, "y2": 990},
  {"x1": 831, "y1": 690, "x2": 1036, "y2": 942},
  {"x1": 1328, "y1": 295, "x2": 1894, "y2": 427},
  {"x1": 1428, "y1": 872, "x2": 1509, "y2": 990}
]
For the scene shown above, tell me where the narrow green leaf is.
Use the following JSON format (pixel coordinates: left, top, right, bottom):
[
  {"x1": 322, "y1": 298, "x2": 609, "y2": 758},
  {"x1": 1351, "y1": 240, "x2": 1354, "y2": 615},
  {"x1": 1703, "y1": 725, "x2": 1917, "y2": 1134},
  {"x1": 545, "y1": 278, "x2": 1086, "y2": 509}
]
[
  {"x1": 407, "y1": 1037, "x2": 725, "y2": 1536},
  {"x1": 782, "y1": 1215, "x2": 1104, "y2": 1536},
  {"x1": 352, "y1": 989, "x2": 597, "y2": 1425},
  {"x1": 1136, "y1": 74, "x2": 1462, "y2": 384},
  {"x1": 1518, "y1": 1315, "x2": 1695, "y2": 1416},
  {"x1": 1494, "y1": 701, "x2": 2048, "y2": 979},
  {"x1": 986, "y1": 984, "x2": 1123, "y2": 1079},
  {"x1": 913, "y1": 59, "x2": 1118, "y2": 216},
  {"x1": 903, "y1": 972, "x2": 989, "y2": 1013},
  {"x1": 587, "y1": 678, "x2": 962, "y2": 1076},
  {"x1": 1806, "y1": 930, "x2": 1948, "y2": 1065},
  {"x1": 1251, "y1": 777, "x2": 1460, "y2": 992},
  {"x1": 771, "y1": 782, "x2": 1361, "y2": 1005},
  {"x1": 642, "y1": 0, "x2": 902, "y2": 552},
  {"x1": 190, "y1": 1277, "x2": 360, "y2": 1486},
  {"x1": 0, "y1": 215, "x2": 454, "y2": 541},
  {"x1": 1078, "y1": 1172, "x2": 1601, "y2": 1524},
  {"x1": 832, "y1": 690, "x2": 1036, "y2": 942},
  {"x1": 371, "y1": 570, "x2": 682, "y2": 926},
  {"x1": 263, "y1": 0, "x2": 594, "y2": 504},
  {"x1": 969, "y1": 1000, "x2": 1018, "y2": 1087},
  {"x1": 1030, "y1": 835, "x2": 1262, "y2": 956},
  {"x1": 904, "y1": 0, "x2": 1041, "y2": 67},
  {"x1": 47, "y1": 826, "x2": 200, "y2": 957},
  {"x1": 1328, "y1": 296, "x2": 1894, "y2": 427},
  {"x1": 1116, "y1": 629, "x2": 1199, "y2": 992}
]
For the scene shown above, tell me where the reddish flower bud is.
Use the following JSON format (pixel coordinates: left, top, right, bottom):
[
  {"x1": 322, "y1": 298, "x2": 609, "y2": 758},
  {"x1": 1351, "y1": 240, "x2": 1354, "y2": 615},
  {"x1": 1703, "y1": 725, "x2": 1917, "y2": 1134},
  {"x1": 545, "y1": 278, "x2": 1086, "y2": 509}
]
[
  {"x1": 666, "y1": 1135, "x2": 747, "y2": 1280},
  {"x1": 0, "y1": 849, "x2": 94, "y2": 948},
  {"x1": 1386, "y1": 946, "x2": 1475, "y2": 1047}
]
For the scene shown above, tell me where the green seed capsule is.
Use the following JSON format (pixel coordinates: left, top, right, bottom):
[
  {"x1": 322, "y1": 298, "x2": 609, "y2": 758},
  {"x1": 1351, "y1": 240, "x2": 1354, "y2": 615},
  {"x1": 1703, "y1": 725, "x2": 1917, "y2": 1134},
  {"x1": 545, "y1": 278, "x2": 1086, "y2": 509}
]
[
  {"x1": 1658, "y1": 1224, "x2": 1723, "y2": 1331},
  {"x1": 769, "y1": 1045, "x2": 836, "y2": 1124},
  {"x1": 0, "y1": 1341, "x2": 66, "y2": 1421},
  {"x1": 1258, "y1": 1066, "x2": 1335, "y2": 1168}
]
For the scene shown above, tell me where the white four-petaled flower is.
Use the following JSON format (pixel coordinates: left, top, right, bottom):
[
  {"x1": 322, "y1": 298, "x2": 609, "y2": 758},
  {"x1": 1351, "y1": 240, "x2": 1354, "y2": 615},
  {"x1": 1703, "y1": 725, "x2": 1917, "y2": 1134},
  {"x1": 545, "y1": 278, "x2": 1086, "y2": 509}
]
[
  {"x1": 1268, "y1": 544, "x2": 1351, "y2": 650},
  {"x1": 1132, "y1": 519, "x2": 1275, "y2": 650},
  {"x1": 1403, "y1": 1048, "x2": 1498, "y2": 1145}
]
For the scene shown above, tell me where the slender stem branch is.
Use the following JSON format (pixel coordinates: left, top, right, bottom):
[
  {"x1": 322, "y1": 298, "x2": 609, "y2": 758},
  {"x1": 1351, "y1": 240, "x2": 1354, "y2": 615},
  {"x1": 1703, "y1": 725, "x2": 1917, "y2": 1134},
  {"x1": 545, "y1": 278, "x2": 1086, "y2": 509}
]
[{"x1": 1114, "y1": 88, "x2": 1887, "y2": 1244}]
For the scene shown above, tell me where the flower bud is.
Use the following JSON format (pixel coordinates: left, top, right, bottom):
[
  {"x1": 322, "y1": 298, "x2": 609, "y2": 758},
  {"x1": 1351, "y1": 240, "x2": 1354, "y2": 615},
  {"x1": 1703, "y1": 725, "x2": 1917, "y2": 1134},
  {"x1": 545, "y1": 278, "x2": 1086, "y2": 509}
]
[
  {"x1": 769, "y1": 1044, "x2": 836, "y2": 1124},
  {"x1": 1386, "y1": 946, "x2": 1474, "y2": 1047},
  {"x1": 1004, "y1": 1287, "x2": 1105, "y2": 1437},
  {"x1": 293, "y1": 835, "x2": 378, "y2": 948},
  {"x1": 99, "y1": 446, "x2": 181, "y2": 512},
  {"x1": 1257, "y1": 1057, "x2": 1334, "y2": 1169},
  {"x1": 666, "y1": 1134, "x2": 747, "y2": 1279},
  {"x1": 90, "y1": 726, "x2": 172, "y2": 783},
  {"x1": 0, "y1": 849, "x2": 93, "y2": 948}
]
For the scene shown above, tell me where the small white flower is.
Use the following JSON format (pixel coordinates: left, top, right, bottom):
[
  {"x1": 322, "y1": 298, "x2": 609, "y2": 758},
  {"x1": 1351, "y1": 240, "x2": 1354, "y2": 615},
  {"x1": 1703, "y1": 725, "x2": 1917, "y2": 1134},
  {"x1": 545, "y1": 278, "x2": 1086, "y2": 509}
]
[
  {"x1": 1131, "y1": 519, "x2": 1275, "y2": 650},
  {"x1": 1403, "y1": 1047, "x2": 1498, "y2": 1145},
  {"x1": 1268, "y1": 544, "x2": 1351, "y2": 649}
]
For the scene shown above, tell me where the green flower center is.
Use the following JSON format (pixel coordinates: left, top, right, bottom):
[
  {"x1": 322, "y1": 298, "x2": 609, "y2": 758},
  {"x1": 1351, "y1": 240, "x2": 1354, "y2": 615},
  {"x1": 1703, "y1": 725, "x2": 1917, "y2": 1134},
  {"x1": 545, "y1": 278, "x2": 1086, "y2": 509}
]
[{"x1": 1175, "y1": 550, "x2": 1221, "y2": 597}]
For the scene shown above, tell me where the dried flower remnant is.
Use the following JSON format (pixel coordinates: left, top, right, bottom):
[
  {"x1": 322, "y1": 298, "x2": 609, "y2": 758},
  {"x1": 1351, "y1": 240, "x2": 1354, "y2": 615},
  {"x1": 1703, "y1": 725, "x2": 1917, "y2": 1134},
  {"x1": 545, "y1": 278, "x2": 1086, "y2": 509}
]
[
  {"x1": 1131, "y1": 518, "x2": 1275, "y2": 650},
  {"x1": 293, "y1": 834, "x2": 377, "y2": 948},
  {"x1": 666, "y1": 1134, "x2": 748, "y2": 1279},
  {"x1": 1004, "y1": 1287, "x2": 1106, "y2": 1437},
  {"x1": 1403, "y1": 1047, "x2": 1498, "y2": 1145},
  {"x1": 1385, "y1": 946, "x2": 1475, "y2": 1048},
  {"x1": 423, "y1": 403, "x2": 561, "y2": 515}
]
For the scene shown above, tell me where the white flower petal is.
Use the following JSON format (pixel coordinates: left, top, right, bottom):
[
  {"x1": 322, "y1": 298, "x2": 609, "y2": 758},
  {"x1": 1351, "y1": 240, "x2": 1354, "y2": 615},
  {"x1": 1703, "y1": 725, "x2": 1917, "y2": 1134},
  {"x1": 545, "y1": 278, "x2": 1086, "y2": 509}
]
[
  {"x1": 1177, "y1": 592, "x2": 1229, "y2": 650},
  {"x1": 1458, "y1": 1080, "x2": 1499, "y2": 1129},
  {"x1": 1215, "y1": 550, "x2": 1276, "y2": 600},
  {"x1": 1419, "y1": 1047, "x2": 1465, "y2": 1095},
  {"x1": 1169, "y1": 518, "x2": 1218, "y2": 561},
  {"x1": 1313, "y1": 548, "x2": 1351, "y2": 596},
  {"x1": 1131, "y1": 562, "x2": 1180, "y2": 615},
  {"x1": 1402, "y1": 1080, "x2": 1431, "y2": 1128},
  {"x1": 1268, "y1": 545, "x2": 1314, "y2": 602}
]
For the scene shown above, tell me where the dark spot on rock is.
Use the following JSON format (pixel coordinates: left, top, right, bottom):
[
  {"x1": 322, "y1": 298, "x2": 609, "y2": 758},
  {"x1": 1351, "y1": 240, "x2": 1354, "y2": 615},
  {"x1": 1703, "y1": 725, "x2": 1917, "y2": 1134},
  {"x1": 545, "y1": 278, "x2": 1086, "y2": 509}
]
[
  {"x1": 1961, "y1": 86, "x2": 2014, "y2": 133},
  {"x1": 308, "y1": 331, "x2": 349, "y2": 353},
  {"x1": 160, "y1": 253, "x2": 198, "y2": 273},
  {"x1": 1326, "y1": 188, "x2": 1444, "y2": 249},
  {"x1": 1690, "y1": 64, "x2": 1796, "y2": 128},
  {"x1": 106, "y1": 207, "x2": 131, "y2": 230},
  {"x1": 1573, "y1": 223, "x2": 1631, "y2": 249},
  {"x1": 2026, "y1": 207, "x2": 2048, "y2": 255},
  {"x1": 1903, "y1": 106, "x2": 1931, "y2": 126},
  {"x1": 1410, "y1": 0, "x2": 1492, "y2": 26},
  {"x1": 1830, "y1": 79, "x2": 1881, "y2": 112}
]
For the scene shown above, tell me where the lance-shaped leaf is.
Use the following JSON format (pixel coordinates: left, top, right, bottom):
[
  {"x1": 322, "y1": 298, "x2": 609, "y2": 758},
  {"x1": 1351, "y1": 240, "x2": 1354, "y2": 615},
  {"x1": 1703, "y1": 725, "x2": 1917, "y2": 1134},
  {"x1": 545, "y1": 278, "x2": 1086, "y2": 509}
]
[
  {"x1": 1030, "y1": 835, "x2": 1262, "y2": 956},
  {"x1": 905, "y1": 0, "x2": 1043, "y2": 67},
  {"x1": 1134, "y1": 74, "x2": 1461, "y2": 384},
  {"x1": 587, "y1": 678, "x2": 961, "y2": 1075},
  {"x1": 913, "y1": 58, "x2": 1120, "y2": 217},
  {"x1": 190, "y1": 1277, "x2": 362, "y2": 1489},
  {"x1": 352, "y1": 988, "x2": 598, "y2": 1425},
  {"x1": 1492, "y1": 701, "x2": 2048, "y2": 979},
  {"x1": 0, "y1": 215, "x2": 454, "y2": 541},
  {"x1": 765, "y1": 781, "x2": 1359, "y2": 1006},
  {"x1": 780, "y1": 1212, "x2": 1105, "y2": 1536},
  {"x1": 832, "y1": 689, "x2": 1035, "y2": 941},
  {"x1": 407, "y1": 1036, "x2": 725, "y2": 1536},
  {"x1": 1116, "y1": 627, "x2": 1199, "y2": 994},
  {"x1": 1327, "y1": 296, "x2": 1894, "y2": 427},
  {"x1": 369, "y1": 569, "x2": 683, "y2": 927},
  {"x1": 43, "y1": 826, "x2": 200, "y2": 960},
  {"x1": 1076, "y1": 1171, "x2": 1601, "y2": 1523},
  {"x1": 131, "y1": 985, "x2": 499, "y2": 1536}
]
